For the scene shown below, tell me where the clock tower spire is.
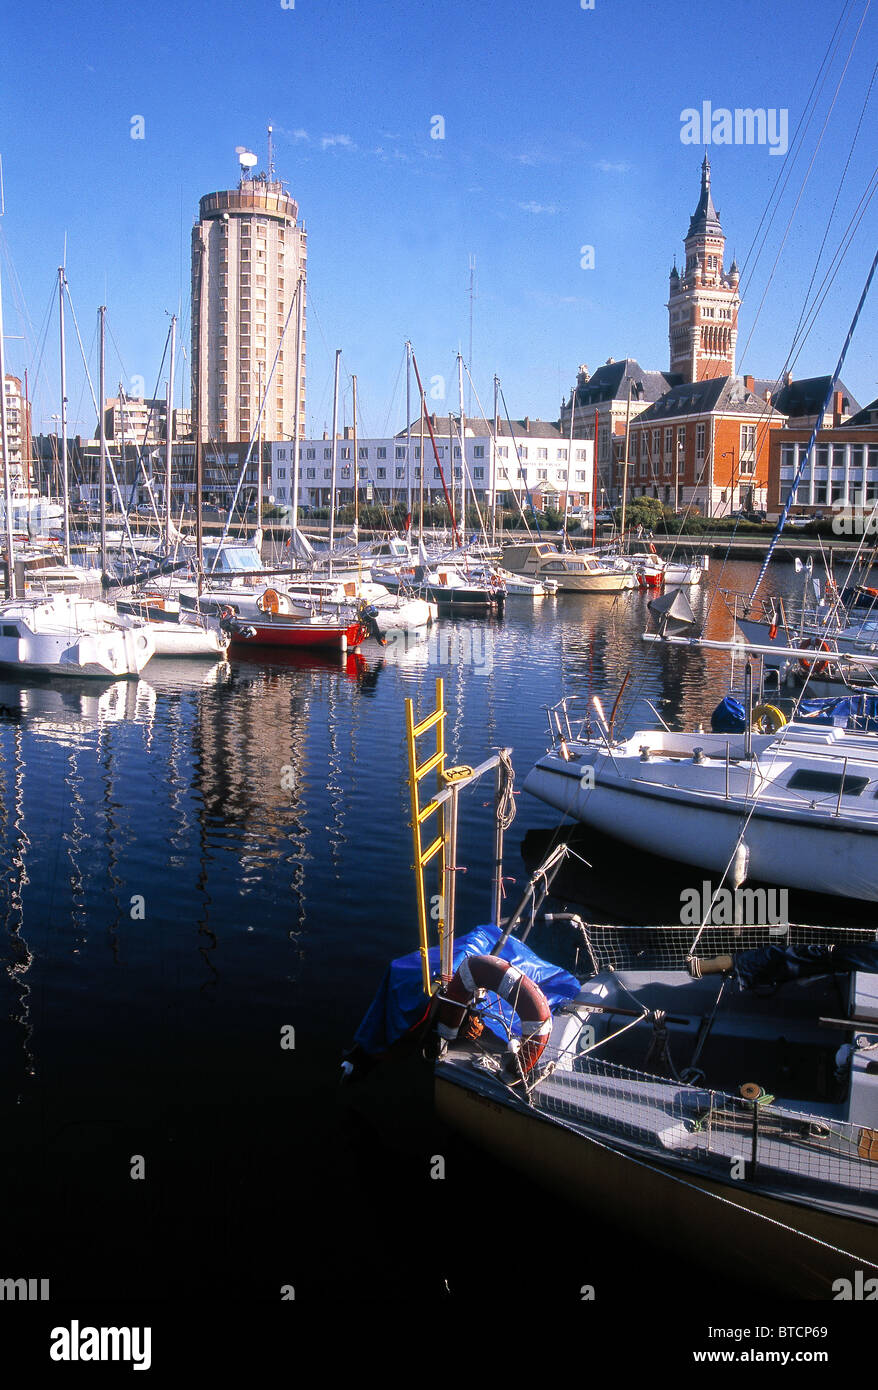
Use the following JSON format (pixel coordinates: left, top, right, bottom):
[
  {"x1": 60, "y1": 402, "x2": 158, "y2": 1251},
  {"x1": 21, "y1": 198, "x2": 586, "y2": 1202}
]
[{"x1": 668, "y1": 156, "x2": 740, "y2": 382}]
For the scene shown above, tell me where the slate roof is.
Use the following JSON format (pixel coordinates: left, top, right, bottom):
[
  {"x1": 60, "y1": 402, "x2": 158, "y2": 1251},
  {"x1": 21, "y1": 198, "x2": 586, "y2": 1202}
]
[
  {"x1": 571, "y1": 358, "x2": 682, "y2": 409},
  {"x1": 396, "y1": 415, "x2": 564, "y2": 440},
  {"x1": 771, "y1": 376, "x2": 861, "y2": 419},
  {"x1": 632, "y1": 375, "x2": 774, "y2": 424},
  {"x1": 687, "y1": 156, "x2": 723, "y2": 239}
]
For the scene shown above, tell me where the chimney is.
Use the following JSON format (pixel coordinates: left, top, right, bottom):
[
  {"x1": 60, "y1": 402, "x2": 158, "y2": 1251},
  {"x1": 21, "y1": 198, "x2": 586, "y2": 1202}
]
[
  {"x1": 784, "y1": 371, "x2": 793, "y2": 387},
  {"x1": 524, "y1": 416, "x2": 530, "y2": 432},
  {"x1": 744, "y1": 375, "x2": 754, "y2": 392},
  {"x1": 833, "y1": 390, "x2": 844, "y2": 427}
]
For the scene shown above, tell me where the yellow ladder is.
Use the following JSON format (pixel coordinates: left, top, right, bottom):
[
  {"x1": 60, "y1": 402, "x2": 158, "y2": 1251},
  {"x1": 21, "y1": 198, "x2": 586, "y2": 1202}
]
[{"x1": 405, "y1": 677, "x2": 447, "y2": 996}]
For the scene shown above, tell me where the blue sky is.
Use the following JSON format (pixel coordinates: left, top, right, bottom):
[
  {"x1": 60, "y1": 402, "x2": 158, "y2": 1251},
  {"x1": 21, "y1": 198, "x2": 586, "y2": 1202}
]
[{"x1": 1, "y1": 0, "x2": 876, "y2": 440}]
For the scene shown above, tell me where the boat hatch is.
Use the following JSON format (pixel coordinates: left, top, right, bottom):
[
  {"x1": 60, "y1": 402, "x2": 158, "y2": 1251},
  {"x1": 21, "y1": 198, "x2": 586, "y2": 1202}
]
[{"x1": 787, "y1": 770, "x2": 871, "y2": 797}]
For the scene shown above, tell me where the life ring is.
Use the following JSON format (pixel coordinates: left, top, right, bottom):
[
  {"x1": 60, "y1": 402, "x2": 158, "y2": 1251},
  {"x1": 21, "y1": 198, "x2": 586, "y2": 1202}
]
[
  {"x1": 751, "y1": 703, "x2": 787, "y2": 733},
  {"x1": 436, "y1": 954, "x2": 552, "y2": 1076},
  {"x1": 258, "y1": 588, "x2": 280, "y2": 614},
  {"x1": 489, "y1": 573, "x2": 502, "y2": 589},
  {"x1": 798, "y1": 638, "x2": 832, "y2": 678}
]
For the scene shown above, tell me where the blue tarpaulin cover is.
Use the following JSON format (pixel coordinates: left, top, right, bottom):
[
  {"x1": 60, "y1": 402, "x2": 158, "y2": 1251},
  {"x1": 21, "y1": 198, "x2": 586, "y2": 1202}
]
[
  {"x1": 353, "y1": 925, "x2": 582, "y2": 1058},
  {"x1": 711, "y1": 696, "x2": 746, "y2": 732},
  {"x1": 795, "y1": 696, "x2": 878, "y2": 730}
]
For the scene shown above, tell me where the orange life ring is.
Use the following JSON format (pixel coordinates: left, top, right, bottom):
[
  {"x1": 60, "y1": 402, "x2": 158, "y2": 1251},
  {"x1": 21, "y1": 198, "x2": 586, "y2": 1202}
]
[
  {"x1": 799, "y1": 638, "x2": 832, "y2": 678},
  {"x1": 436, "y1": 954, "x2": 552, "y2": 1075},
  {"x1": 258, "y1": 588, "x2": 280, "y2": 614}
]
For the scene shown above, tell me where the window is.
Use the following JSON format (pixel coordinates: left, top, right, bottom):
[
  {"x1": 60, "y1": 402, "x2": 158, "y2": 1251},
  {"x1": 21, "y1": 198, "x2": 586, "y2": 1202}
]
[
  {"x1": 395, "y1": 467, "x2": 405, "y2": 479},
  {"x1": 276, "y1": 467, "x2": 286, "y2": 480},
  {"x1": 557, "y1": 448, "x2": 567, "y2": 460},
  {"x1": 341, "y1": 447, "x2": 351, "y2": 459},
  {"x1": 740, "y1": 425, "x2": 757, "y2": 473},
  {"x1": 538, "y1": 448, "x2": 548, "y2": 460},
  {"x1": 341, "y1": 466, "x2": 350, "y2": 478},
  {"x1": 277, "y1": 447, "x2": 287, "y2": 459},
  {"x1": 305, "y1": 448, "x2": 315, "y2": 459},
  {"x1": 498, "y1": 446, "x2": 509, "y2": 458},
  {"x1": 474, "y1": 466, "x2": 484, "y2": 480},
  {"x1": 324, "y1": 448, "x2": 331, "y2": 460},
  {"x1": 396, "y1": 447, "x2": 406, "y2": 459},
  {"x1": 474, "y1": 446, "x2": 484, "y2": 458},
  {"x1": 324, "y1": 468, "x2": 331, "y2": 479},
  {"x1": 306, "y1": 467, "x2": 315, "y2": 479},
  {"x1": 576, "y1": 449, "x2": 586, "y2": 461},
  {"x1": 377, "y1": 447, "x2": 387, "y2": 459},
  {"x1": 696, "y1": 423, "x2": 705, "y2": 462},
  {"x1": 377, "y1": 467, "x2": 386, "y2": 479},
  {"x1": 359, "y1": 447, "x2": 368, "y2": 459}
]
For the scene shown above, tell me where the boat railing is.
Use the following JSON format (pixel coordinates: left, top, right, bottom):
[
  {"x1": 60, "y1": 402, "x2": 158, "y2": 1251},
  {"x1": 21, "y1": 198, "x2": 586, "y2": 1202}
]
[
  {"x1": 545, "y1": 695, "x2": 607, "y2": 748},
  {"x1": 532, "y1": 1050, "x2": 878, "y2": 1207}
]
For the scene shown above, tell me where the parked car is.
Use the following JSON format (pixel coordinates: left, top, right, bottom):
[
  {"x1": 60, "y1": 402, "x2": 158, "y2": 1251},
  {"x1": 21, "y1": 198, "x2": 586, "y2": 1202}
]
[{"x1": 594, "y1": 509, "x2": 616, "y2": 525}]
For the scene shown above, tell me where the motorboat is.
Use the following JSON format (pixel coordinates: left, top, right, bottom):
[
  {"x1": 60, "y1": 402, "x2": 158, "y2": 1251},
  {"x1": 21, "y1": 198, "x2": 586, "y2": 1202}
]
[
  {"x1": 0, "y1": 593, "x2": 155, "y2": 678},
  {"x1": 501, "y1": 541, "x2": 636, "y2": 593}
]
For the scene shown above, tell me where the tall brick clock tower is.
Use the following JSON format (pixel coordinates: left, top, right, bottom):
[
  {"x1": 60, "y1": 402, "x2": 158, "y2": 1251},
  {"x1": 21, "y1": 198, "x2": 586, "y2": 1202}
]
[{"x1": 668, "y1": 156, "x2": 740, "y2": 383}]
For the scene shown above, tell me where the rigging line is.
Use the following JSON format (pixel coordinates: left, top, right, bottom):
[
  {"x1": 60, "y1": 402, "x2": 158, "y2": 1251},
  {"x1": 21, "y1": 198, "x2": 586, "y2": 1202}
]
[
  {"x1": 749, "y1": 242, "x2": 878, "y2": 607},
  {"x1": 785, "y1": 171, "x2": 878, "y2": 370},
  {"x1": 737, "y1": 0, "x2": 872, "y2": 365},
  {"x1": 464, "y1": 365, "x2": 536, "y2": 540},
  {"x1": 788, "y1": 59, "x2": 878, "y2": 355},
  {"x1": 739, "y1": 0, "x2": 860, "y2": 289}
]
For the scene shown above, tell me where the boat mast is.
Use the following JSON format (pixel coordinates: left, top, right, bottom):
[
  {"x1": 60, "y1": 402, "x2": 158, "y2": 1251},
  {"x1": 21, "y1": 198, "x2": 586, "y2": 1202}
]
[
  {"x1": 352, "y1": 373, "x2": 359, "y2": 535},
  {"x1": 328, "y1": 347, "x2": 340, "y2": 576},
  {"x1": 563, "y1": 380, "x2": 575, "y2": 545},
  {"x1": 98, "y1": 305, "x2": 107, "y2": 578},
  {"x1": 256, "y1": 359, "x2": 263, "y2": 534},
  {"x1": 0, "y1": 248, "x2": 15, "y2": 598},
  {"x1": 492, "y1": 374, "x2": 499, "y2": 546},
  {"x1": 457, "y1": 352, "x2": 466, "y2": 545},
  {"x1": 620, "y1": 374, "x2": 633, "y2": 545},
  {"x1": 290, "y1": 272, "x2": 304, "y2": 569},
  {"x1": 164, "y1": 313, "x2": 176, "y2": 553},
  {"x1": 58, "y1": 268, "x2": 71, "y2": 565},
  {"x1": 418, "y1": 390, "x2": 425, "y2": 545},
  {"x1": 194, "y1": 245, "x2": 204, "y2": 596}
]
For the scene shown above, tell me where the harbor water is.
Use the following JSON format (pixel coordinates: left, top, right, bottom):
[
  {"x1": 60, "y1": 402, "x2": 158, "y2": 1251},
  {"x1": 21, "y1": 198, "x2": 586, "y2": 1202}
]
[{"x1": 0, "y1": 558, "x2": 871, "y2": 1318}]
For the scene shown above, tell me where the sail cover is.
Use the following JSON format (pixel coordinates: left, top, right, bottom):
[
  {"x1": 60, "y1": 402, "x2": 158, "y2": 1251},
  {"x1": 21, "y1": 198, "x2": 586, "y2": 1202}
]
[{"x1": 648, "y1": 587, "x2": 700, "y2": 638}]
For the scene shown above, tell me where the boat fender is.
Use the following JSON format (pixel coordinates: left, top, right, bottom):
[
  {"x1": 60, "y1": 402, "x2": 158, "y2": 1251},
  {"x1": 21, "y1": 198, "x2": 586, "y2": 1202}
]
[
  {"x1": 750, "y1": 703, "x2": 787, "y2": 732},
  {"x1": 436, "y1": 954, "x2": 552, "y2": 1076},
  {"x1": 768, "y1": 622, "x2": 778, "y2": 640}
]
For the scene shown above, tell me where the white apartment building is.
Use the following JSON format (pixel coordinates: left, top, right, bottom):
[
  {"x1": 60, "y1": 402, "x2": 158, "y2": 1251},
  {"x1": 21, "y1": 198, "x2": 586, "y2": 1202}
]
[
  {"x1": 267, "y1": 417, "x2": 594, "y2": 515},
  {"x1": 191, "y1": 168, "x2": 307, "y2": 446},
  {"x1": 2, "y1": 375, "x2": 31, "y2": 487}
]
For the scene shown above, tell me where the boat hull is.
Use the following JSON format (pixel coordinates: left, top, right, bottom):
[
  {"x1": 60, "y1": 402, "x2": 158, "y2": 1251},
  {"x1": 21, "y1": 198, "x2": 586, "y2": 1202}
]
[
  {"x1": 436, "y1": 1065, "x2": 878, "y2": 1298},
  {"x1": 524, "y1": 753, "x2": 878, "y2": 900},
  {"x1": 228, "y1": 618, "x2": 368, "y2": 652}
]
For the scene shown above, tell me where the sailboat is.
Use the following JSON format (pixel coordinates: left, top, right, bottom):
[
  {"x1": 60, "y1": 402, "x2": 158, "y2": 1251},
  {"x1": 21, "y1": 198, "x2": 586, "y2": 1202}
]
[
  {"x1": 0, "y1": 245, "x2": 155, "y2": 678},
  {"x1": 347, "y1": 680, "x2": 878, "y2": 1298}
]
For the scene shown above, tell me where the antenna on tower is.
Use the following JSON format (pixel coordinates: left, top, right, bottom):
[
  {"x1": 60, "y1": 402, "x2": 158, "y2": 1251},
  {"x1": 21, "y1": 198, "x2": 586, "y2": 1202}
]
[
  {"x1": 268, "y1": 125, "x2": 275, "y2": 182},
  {"x1": 467, "y1": 254, "x2": 476, "y2": 413},
  {"x1": 235, "y1": 146, "x2": 258, "y2": 182}
]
